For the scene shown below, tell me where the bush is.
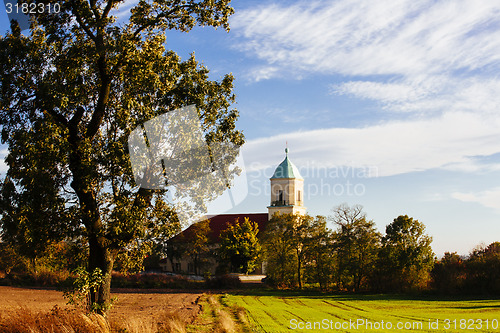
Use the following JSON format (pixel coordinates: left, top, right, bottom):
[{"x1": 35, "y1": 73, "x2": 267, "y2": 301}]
[
  {"x1": 111, "y1": 272, "x2": 202, "y2": 289},
  {"x1": 205, "y1": 274, "x2": 241, "y2": 289},
  {"x1": 0, "y1": 268, "x2": 71, "y2": 288}
]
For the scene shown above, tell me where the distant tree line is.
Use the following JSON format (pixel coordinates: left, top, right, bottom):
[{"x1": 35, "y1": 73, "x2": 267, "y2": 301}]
[
  {"x1": 262, "y1": 204, "x2": 500, "y2": 295},
  {"x1": 262, "y1": 205, "x2": 433, "y2": 292},
  {"x1": 1, "y1": 200, "x2": 500, "y2": 295},
  {"x1": 432, "y1": 243, "x2": 500, "y2": 294}
]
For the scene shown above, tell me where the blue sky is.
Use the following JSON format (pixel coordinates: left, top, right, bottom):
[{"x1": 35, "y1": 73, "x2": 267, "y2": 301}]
[{"x1": 2, "y1": 1, "x2": 500, "y2": 256}]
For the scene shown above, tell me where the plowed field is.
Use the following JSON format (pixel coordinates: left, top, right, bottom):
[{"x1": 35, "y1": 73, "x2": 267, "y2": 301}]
[{"x1": 0, "y1": 286, "x2": 202, "y2": 326}]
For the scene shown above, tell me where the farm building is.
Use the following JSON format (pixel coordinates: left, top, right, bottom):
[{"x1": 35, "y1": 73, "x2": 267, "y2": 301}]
[{"x1": 160, "y1": 148, "x2": 307, "y2": 275}]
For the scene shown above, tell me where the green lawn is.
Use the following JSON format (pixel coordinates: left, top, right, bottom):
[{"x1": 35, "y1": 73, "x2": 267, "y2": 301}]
[{"x1": 224, "y1": 291, "x2": 500, "y2": 332}]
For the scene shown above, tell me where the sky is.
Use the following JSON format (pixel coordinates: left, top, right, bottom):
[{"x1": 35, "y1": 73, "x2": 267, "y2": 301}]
[{"x1": 1, "y1": 0, "x2": 500, "y2": 256}]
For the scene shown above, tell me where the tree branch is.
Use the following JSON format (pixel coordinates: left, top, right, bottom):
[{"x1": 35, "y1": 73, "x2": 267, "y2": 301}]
[
  {"x1": 68, "y1": 106, "x2": 85, "y2": 131},
  {"x1": 43, "y1": 109, "x2": 68, "y2": 128},
  {"x1": 71, "y1": 0, "x2": 97, "y2": 43},
  {"x1": 88, "y1": 0, "x2": 101, "y2": 22},
  {"x1": 85, "y1": 76, "x2": 110, "y2": 138},
  {"x1": 102, "y1": 0, "x2": 116, "y2": 19},
  {"x1": 132, "y1": 4, "x2": 193, "y2": 39}
]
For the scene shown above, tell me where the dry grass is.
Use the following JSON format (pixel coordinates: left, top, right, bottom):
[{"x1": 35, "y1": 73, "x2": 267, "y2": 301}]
[
  {"x1": 157, "y1": 313, "x2": 187, "y2": 333},
  {"x1": 111, "y1": 312, "x2": 188, "y2": 333},
  {"x1": 111, "y1": 315, "x2": 158, "y2": 333},
  {"x1": 207, "y1": 295, "x2": 237, "y2": 333},
  {"x1": 233, "y1": 305, "x2": 249, "y2": 328},
  {"x1": 0, "y1": 306, "x2": 195, "y2": 333},
  {"x1": 0, "y1": 305, "x2": 110, "y2": 333}
]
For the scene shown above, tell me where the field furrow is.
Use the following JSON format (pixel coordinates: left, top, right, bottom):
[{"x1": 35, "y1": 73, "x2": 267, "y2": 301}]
[{"x1": 226, "y1": 292, "x2": 500, "y2": 333}]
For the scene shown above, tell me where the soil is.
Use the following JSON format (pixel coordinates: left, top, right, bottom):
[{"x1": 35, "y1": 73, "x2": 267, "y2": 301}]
[{"x1": 0, "y1": 286, "x2": 203, "y2": 325}]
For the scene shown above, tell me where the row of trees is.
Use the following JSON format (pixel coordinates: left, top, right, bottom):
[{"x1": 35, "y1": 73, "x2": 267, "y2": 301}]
[
  {"x1": 433, "y1": 243, "x2": 500, "y2": 294},
  {"x1": 145, "y1": 203, "x2": 500, "y2": 295},
  {"x1": 262, "y1": 205, "x2": 500, "y2": 294},
  {"x1": 1, "y1": 202, "x2": 499, "y2": 296},
  {"x1": 262, "y1": 205, "x2": 434, "y2": 292}
]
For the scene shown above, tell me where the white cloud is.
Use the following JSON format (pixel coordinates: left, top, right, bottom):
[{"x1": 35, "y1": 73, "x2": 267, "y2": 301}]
[
  {"x1": 332, "y1": 76, "x2": 500, "y2": 114},
  {"x1": 232, "y1": 1, "x2": 500, "y2": 77},
  {"x1": 246, "y1": 66, "x2": 279, "y2": 82},
  {"x1": 232, "y1": 1, "x2": 500, "y2": 116},
  {"x1": 452, "y1": 188, "x2": 500, "y2": 211},
  {"x1": 242, "y1": 111, "x2": 500, "y2": 177},
  {"x1": 332, "y1": 79, "x2": 432, "y2": 104},
  {"x1": 111, "y1": 0, "x2": 139, "y2": 20}
]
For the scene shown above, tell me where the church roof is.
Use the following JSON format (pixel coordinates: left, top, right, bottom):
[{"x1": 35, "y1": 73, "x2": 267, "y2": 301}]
[
  {"x1": 271, "y1": 148, "x2": 303, "y2": 180},
  {"x1": 169, "y1": 213, "x2": 269, "y2": 243}
]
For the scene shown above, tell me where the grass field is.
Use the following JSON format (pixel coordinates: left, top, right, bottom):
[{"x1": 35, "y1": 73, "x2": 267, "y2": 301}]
[
  {"x1": 1, "y1": 286, "x2": 499, "y2": 332},
  {"x1": 225, "y1": 291, "x2": 500, "y2": 333}
]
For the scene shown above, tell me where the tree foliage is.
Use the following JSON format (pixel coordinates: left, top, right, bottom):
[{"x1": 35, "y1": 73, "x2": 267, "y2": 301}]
[
  {"x1": 263, "y1": 213, "x2": 325, "y2": 289},
  {"x1": 431, "y1": 252, "x2": 465, "y2": 294},
  {"x1": 0, "y1": 122, "x2": 75, "y2": 271},
  {"x1": 303, "y1": 215, "x2": 334, "y2": 290},
  {"x1": 464, "y1": 242, "x2": 500, "y2": 294},
  {"x1": 219, "y1": 217, "x2": 261, "y2": 274},
  {"x1": 331, "y1": 204, "x2": 380, "y2": 292},
  {"x1": 378, "y1": 215, "x2": 434, "y2": 291},
  {"x1": 0, "y1": 0, "x2": 241, "y2": 313},
  {"x1": 167, "y1": 219, "x2": 211, "y2": 275}
]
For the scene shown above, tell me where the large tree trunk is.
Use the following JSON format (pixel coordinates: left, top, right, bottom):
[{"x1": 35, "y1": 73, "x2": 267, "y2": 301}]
[
  {"x1": 88, "y1": 234, "x2": 115, "y2": 315},
  {"x1": 69, "y1": 141, "x2": 114, "y2": 314},
  {"x1": 74, "y1": 188, "x2": 115, "y2": 314}
]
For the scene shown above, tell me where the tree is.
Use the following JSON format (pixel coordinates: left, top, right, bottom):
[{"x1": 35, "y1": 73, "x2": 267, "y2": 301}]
[
  {"x1": 185, "y1": 219, "x2": 212, "y2": 276},
  {"x1": 330, "y1": 204, "x2": 380, "y2": 292},
  {"x1": 378, "y1": 215, "x2": 434, "y2": 292},
  {"x1": 0, "y1": 123, "x2": 75, "y2": 273},
  {"x1": 261, "y1": 214, "x2": 297, "y2": 288},
  {"x1": 219, "y1": 217, "x2": 261, "y2": 274},
  {"x1": 0, "y1": 241, "x2": 25, "y2": 275},
  {"x1": 167, "y1": 219, "x2": 211, "y2": 275},
  {"x1": 303, "y1": 215, "x2": 335, "y2": 290},
  {"x1": 465, "y1": 242, "x2": 500, "y2": 294},
  {"x1": 262, "y1": 213, "x2": 317, "y2": 289},
  {"x1": 0, "y1": 0, "x2": 241, "y2": 313},
  {"x1": 431, "y1": 252, "x2": 465, "y2": 294}
]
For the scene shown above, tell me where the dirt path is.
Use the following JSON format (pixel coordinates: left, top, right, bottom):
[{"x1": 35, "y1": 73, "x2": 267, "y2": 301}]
[{"x1": 0, "y1": 286, "x2": 203, "y2": 326}]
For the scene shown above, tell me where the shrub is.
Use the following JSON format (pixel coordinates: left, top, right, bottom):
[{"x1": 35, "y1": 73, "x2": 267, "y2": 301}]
[
  {"x1": 0, "y1": 267, "x2": 72, "y2": 288},
  {"x1": 111, "y1": 271, "x2": 201, "y2": 289},
  {"x1": 205, "y1": 274, "x2": 241, "y2": 289}
]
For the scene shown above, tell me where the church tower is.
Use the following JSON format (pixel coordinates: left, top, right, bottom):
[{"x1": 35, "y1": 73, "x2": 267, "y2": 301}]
[{"x1": 267, "y1": 148, "x2": 306, "y2": 219}]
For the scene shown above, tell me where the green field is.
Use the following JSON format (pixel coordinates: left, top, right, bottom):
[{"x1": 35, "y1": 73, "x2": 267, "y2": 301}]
[{"x1": 224, "y1": 291, "x2": 500, "y2": 333}]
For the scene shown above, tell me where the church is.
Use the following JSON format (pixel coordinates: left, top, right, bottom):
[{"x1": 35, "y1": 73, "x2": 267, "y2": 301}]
[{"x1": 160, "y1": 148, "x2": 306, "y2": 275}]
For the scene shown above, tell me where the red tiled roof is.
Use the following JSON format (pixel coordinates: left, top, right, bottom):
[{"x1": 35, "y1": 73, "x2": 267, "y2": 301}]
[{"x1": 170, "y1": 213, "x2": 268, "y2": 243}]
